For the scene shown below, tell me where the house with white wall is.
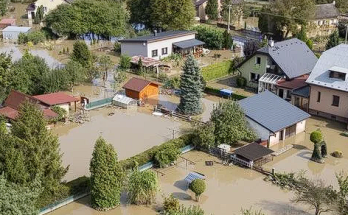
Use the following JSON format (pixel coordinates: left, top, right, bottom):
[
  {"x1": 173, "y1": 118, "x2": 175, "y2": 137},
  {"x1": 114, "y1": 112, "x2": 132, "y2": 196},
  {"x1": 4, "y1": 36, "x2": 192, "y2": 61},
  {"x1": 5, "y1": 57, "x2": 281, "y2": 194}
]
[
  {"x1": 239, "y1": 91, "x2": 310, "y2": 147},
  {"x1": 26, "y1": 0, "x2": 73, "y2": 20},
  {"x1": 119, "y1": 30, "x2": 205, "y2": 60},
  {"x1": 236, "y1": 38, "x2": 317, "y2": 101},
  {"x1": 33, "y1": 92, "x2": 79, "y2": 115}
]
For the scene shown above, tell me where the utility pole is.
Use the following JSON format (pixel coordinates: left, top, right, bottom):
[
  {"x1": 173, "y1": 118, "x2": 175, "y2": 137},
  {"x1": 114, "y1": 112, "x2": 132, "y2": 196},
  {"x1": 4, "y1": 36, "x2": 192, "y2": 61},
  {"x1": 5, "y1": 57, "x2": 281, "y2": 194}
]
[
  {"x1": 228, "y1": 5, "x2": 232, "y2": 33},
  {"x1": 345, "y1": 24, "x2": 348, "y2": 44}
]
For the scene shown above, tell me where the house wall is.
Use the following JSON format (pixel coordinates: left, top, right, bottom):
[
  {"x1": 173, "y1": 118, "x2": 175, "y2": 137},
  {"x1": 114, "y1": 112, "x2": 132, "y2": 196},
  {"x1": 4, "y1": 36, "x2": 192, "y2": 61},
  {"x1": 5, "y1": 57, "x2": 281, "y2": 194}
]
[
  {"x1": 239, "y1": 54, "x2": 269, "y2": 89},
  {"x1": 296, "y1": 120, "x2": 306, "y2": 135},
  {"x1": 28, "y1": 0, "x2": 67, "y2": 19},
  {"x1": 307, "y1": 18, "x2": 338, "y2": 38},
  {"x1": 197, "y1": 3, "x2": 208, "y2": 21},
  {"x1": 139, "y1": 84, "x2": 159, "y2": 100},
  {"x1": 3, "y1": 30, "x2": 30, "y2": 40},
  {"x1": 269, "y1": 131, "x2": 280, "y2": 147},
  {"x1": 147, "y1": 34, "x2": 195, "y2": 60},
  {"x1": 121, "y1": 42, "x2": 148, "y2": 57},
  {"x1": 309, "y1": 85, "x2": 348, "y2": 122},
  {"x1": 56, "y1": 103, "x2": 70, "y2": 115},
  {"x1": 276, "y1": 87, "x2": 292, "y2": 100},
  {"x1": 125, "y1": 89, "x2": 140, "y2": 100}
]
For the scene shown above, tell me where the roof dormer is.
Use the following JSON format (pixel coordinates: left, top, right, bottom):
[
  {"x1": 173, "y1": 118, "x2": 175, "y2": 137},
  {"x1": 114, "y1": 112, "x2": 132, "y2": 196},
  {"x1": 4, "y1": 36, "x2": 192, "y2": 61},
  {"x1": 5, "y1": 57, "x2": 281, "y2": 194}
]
[{"x1": 329, "y1": 66, "x2": 348, "y2": 81}]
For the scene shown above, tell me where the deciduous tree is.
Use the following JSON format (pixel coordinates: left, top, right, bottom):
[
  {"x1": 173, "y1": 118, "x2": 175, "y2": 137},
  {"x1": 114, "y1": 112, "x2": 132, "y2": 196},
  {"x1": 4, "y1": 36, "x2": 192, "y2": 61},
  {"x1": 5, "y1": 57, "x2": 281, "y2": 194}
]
[
  {"x1": 90, "y1": 137, "x2": 123, "y2": 210},
  {"x1": 189, "y1": 179, "x2": 206, "y2": 201},
  {"x1": 205, "y1": 0, "x2": 219, "y2": 20},
  {"x1": 177, "y1": 54, "x2": 203, "y2": 115},
  {"x1": 71, "y1": 41, "x2": 92, "y2": 68}
]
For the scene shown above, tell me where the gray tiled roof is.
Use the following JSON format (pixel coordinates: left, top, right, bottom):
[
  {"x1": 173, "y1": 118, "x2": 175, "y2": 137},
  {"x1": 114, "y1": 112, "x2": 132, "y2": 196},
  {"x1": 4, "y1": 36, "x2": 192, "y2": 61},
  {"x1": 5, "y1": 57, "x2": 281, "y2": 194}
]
[
  {"x1": 315, "y1": 3, "x2": 339, "y2": 19},
  {"x1": 258, "y1": 38, "x2": 318, "y2": 79},
  {"x1": 173, "y1": 39, "x2": 205, "y2": 49},
  {"x1": 306, "y1": 44, "x2": 348, "y2": 92},
  {"x1": 239, "y1": 91, "x2": 311, "y2": 133},
  {"x1": 119, "y1": 31, "x2": 195, "y2": 43}
]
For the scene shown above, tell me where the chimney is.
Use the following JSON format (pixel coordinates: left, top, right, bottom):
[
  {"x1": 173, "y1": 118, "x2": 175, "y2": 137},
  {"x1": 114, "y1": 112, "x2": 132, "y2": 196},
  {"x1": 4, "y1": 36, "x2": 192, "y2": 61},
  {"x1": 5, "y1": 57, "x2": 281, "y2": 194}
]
[
  {"x1": 154, "y1": 30, "x2": 157, "y2": 37},
  {"x1": 269, "y1": 38, "x2": 274, "y2": 47}
]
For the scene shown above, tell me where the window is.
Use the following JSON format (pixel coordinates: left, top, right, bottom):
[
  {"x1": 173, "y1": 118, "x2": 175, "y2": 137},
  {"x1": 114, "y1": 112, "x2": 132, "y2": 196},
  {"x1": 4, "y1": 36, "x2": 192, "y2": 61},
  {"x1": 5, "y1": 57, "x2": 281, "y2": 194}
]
[
  {"x1": 286, "y1": 90, "x2": 291, "y2": 99},
  {"x1": 332, "y1": 95, "x2": 340, "y2": 107},
  {"x1": 152, "y1": 49, "x2": 158, "y2": 57},
  {"x1": 329, "y1": 71, "x2": 346, "y2": 81},
  {"x1": 317, "y1": 91, "x2": 321, "y2": 102},
  {"x1": 162, "y1": 47, "x2": 168, "y2": 55},
  {"x1": 250, "y1": 73, "x2": 259, "y2": 82},
  {"x1": 256, "y1": 57, "x2": 261, "y2": 65}
]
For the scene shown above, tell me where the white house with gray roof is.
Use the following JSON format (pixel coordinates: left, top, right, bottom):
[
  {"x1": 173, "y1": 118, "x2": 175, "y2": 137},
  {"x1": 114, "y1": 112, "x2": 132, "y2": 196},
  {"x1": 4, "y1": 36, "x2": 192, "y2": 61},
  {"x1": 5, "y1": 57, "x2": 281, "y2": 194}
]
[
  {"x1": 307, "y1": 44, "x2": 348, "y2": 125},
  {"x1": 239, "y1": 91, "x2": 310, "y2": 147},
  {"x1": 237, "y1": 38, "x2": 317, "y2": 101},
  {"x1": 119, "y1": 31, "x2": 205, "y2": 60}
]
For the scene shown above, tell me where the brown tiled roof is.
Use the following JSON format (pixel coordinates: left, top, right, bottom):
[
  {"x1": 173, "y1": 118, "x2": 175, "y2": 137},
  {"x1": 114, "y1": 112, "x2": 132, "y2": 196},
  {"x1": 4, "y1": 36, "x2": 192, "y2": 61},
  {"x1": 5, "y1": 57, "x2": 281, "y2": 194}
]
[
  {"x1": 0, "y1": 107, "x2": 19, "y2": 120},
  {"x1": 123, "y1": 77, "x2": 157, "y2": 92},
  {"x1": 4, "y1": 90, "x2": 39, "y2": 110},
  {"x1": 33, "y1": 92, "x2": 79, "y2": 106},
  {"x1": 277, "y1": 74, "x2": 309, "y2": 90},
  {"x1": 234, "y1": 142, "x2": 274, "y2": 161},
  {"x1": 315, "y1": 3, "x2": 339, "y2": 19}
]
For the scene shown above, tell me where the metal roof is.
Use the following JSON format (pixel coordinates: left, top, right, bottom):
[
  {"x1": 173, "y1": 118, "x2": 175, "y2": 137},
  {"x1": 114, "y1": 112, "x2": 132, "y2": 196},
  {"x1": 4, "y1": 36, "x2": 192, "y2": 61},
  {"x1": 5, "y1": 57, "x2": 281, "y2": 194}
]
[
  {"x1": 234, "y1": 142, "x2": 274, "y2": 161},
  {"x1": 239, "y1": 91, "x2": 311, "y2": 133},
  {"x1": 184, "y1": 172, "x2": 205, "y2": 184},
  {"x1": 315, "y1": 3, "x2": 339, "y2": 19},
  {"x1": 292, "y1": 85, "x2": 310, "y2": 98},
  {"x1": 119, "y1": 31, "x2": 195, "y2": 43},
  {"x1": 2, "y1": 26, "x2": 31, "y2": 32},
  {"x1": 257, "y1": 38, "x2": 317, "y2": 79},
  {"x1": 173, "y1": 39, "x2": 205, "y2": 49},
  {"x1": 306, "y1": 44, "x2": 348, "y2": 92}
]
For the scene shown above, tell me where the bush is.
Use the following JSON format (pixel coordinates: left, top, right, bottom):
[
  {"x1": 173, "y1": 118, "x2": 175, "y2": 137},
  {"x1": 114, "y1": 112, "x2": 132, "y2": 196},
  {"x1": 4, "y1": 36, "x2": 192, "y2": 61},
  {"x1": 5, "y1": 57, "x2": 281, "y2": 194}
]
[
  {"x1": 191, "y1": 25, "x2": 224, "y2": 49},
  {"x1": 164, "y1": 76, "x2": 180, "y2": 89},
  {"x1": 192, "y1": 122, "x2": 216, "y2": 150},
  {"x1": 51, "y1": 106, "x2": 67, "y2": 122},
  {"x1": 154, "y1": 143, "x2": 181, "y2": 168},
  {"x1": 332, "y1": 150, "x2": 343, "y2": 158},
  {"x1": 189, "y1": 179, "x2": 206, "y2": 201},
  {"x1": 18, "y1": 31, "x2": 46, "y2": 45},
  {"x1": 119, "y1": 54, "x2": 131, "y2": 70},
  {"x1": 310, "y1": 130, "x2": 323, "y2": 144},
  {"x1": 114, "y1": 42, "x2": 121, "y2": 53},
  {"x1": 119, "y1": 134, "x2": 194, "y2": 170},
  {"x1": 163, "y1": 195, "x2": 180, "y2": 213},
  {"x1": 18, "y1": 33, "x2": 28, "y2": 44},
  {"x1": 201, "y1": 60, "x2": 232, "y2": 81},
  {"x1": 236, "y1": 76, "x2": 247, "y2": 88},
  {"x1": 127, "y1": 170, "x2": 158, "y2": 205}
]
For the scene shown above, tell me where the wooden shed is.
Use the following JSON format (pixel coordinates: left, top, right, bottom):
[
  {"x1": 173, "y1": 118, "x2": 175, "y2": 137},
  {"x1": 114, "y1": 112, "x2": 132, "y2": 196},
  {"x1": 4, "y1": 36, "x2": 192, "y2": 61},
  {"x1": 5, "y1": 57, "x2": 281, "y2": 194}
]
[{"x1": 123, "y1": 77, "x2": 159, "y2": 100}]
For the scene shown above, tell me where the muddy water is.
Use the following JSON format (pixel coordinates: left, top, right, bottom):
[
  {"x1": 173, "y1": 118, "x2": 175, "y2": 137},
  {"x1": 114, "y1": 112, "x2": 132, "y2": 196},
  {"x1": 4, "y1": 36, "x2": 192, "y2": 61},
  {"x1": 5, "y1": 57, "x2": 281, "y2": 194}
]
[
  {"x1": 54, "y1": 108, "x2": 183, "y2": 181},
  {"x1": 265, "y1": 117, "x2": 348, "y2": 188},
  {"x1": 49, "y1": 151, "x2": 310, "y2": 215}
]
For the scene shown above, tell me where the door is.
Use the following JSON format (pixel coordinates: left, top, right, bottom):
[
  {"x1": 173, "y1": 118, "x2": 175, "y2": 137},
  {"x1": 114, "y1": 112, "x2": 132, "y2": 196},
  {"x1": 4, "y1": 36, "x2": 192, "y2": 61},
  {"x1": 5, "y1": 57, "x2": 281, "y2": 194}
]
[
  {"x1": 278, "y1": 89, "x2": 284, "y2": 98},
  {"x1": 279, "y1": 130, "x2": 284, "y2": 141},
  {"x1": 285, "y1": 124, "x2": 296, "y2": 138}
]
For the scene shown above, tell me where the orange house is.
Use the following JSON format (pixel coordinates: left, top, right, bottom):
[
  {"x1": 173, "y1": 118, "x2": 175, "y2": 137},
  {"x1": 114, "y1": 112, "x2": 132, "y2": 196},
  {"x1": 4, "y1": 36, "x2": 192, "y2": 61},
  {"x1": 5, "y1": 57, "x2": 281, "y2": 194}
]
[{"x1": 123, "y1": 77, "x2": 159, "y2": 100}]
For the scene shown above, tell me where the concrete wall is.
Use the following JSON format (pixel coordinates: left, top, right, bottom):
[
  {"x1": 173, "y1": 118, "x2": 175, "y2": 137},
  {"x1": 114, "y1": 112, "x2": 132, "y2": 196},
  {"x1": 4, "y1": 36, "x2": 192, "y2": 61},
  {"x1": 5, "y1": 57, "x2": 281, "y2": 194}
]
[
  {"x1": 147, "y1": 34, "x2": 195, "y2": 60},
  {"x1": 239, "y1": 54, "x2": 269, "y2": 89},
  {"x1": 296, "y1": 120, "x2": 306, "y2": 135},
  {"x1": 121, "y1": 42, "x2": 148, "y2": 57},
  {"x1": 309, "y1": 85, "x2": 348, "y2": 120}
]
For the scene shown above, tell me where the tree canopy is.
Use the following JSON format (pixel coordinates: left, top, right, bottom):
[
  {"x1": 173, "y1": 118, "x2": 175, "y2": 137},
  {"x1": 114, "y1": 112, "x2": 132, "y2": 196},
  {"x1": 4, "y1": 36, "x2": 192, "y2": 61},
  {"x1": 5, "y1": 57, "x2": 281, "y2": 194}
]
[
  {"x1": 205, "y1": 0, "x2": 219, "y2": 20},
  {"x1": 45, "y1": 0, "x2": 129, "y2": 38},
  {"x1": 326, "y1": 30, "x2": 340, "y2": 50}
]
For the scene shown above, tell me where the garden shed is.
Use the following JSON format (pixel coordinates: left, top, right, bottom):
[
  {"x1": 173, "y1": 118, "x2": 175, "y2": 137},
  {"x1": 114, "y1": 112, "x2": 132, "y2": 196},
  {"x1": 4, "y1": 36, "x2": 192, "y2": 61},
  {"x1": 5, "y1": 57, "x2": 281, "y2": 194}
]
[
  {"x1": 230, "y1": 143, "x2": 274, "y2": 168},
  {"x1": 112, "y1": 94, "x2": 137, "y2": 109},
  {"x1": 2, "y1": 26, "x2": 31, "y2": 41},
  {"x1": 123, "y1": 77, "x2": 159, "y2": 101}
]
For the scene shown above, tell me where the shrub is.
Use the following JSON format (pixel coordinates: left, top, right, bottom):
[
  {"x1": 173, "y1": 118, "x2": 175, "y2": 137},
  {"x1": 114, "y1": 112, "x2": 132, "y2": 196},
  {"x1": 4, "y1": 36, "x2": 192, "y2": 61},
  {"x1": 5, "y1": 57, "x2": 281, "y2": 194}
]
[
  {"x1": 306, "y1": 39, "x2": 313, "y2": 50},
  {"x1": 191, "y1": 25, "x2": 224, "y2": 49},
  {"x1": 201, "y1": 60, "x2": 232, "y2": 81},
  {"x1": 127, "y1": 170, "x2": 158, "y2": 205},
  {"x1": 164, "y1": 76, "x2": 180, "y2": 89},
  {"x1": 114, "y1": 42, "x2": 121, "y2": 53},
  {"x1": 332, "y1": 150, "x2": 343, "y2": 158},
  {"x1": 311, "y1": 143, "x2": 323, "y2": 163},
  {"x1": 236, "y1": 76, "x2": 247, "y2": 88},
  {"x1": 27, "y1": 31, "x2": 46, "y2": 45},
  {"x1": 189, "y1": 179, "x2": 206, "y2": 201},
  {"x1": 310, "y1": 130, "x2": 323, "y2": 144},
  {"x1": 163, "y1": 194, "x2": 180, "y2": 213},
  {"x1": 18, "y1": 33, "x2": 28, "y2": 44},
  {"x1": 192, "y1": 122, "x2": 216, "y2": 150},
  {"x1": 119, "y1": 54, "x2": 131, "y2": 70},
  {"x1": 154, "y1": 143, "x2": 181, "y2": 168},
  {"x1": 51, "y1": 106, "x2": 67, "y2": 122},
  {"x1": 230, "y1": 57, "x2": 244, "y2": 74}
]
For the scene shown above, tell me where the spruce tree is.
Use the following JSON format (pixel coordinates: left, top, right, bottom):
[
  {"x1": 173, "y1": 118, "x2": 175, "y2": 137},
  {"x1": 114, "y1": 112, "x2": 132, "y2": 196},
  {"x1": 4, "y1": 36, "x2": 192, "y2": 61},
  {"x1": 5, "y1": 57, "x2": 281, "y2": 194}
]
[
  {"x1": 10, "y1": 102, "x2": 68, "y2": 192},
  {"x1": 326, "y1": 30, "x2": 340, "y2": 50},
  {"x1": 177, "y1": 54, "x2": 203, "y2": 115},
  {"x1": 223, "y1": 30, "x2": 233, "y2": 49},
  {"x1": 205, "y1": 0, "x2": 219, "y2": 20},
  {"x1": 90, "y1": 137, "x2": 123, "y2": 210},
  {"x1": 71, "y1": 41, "x2": 92, "y2": 68}
]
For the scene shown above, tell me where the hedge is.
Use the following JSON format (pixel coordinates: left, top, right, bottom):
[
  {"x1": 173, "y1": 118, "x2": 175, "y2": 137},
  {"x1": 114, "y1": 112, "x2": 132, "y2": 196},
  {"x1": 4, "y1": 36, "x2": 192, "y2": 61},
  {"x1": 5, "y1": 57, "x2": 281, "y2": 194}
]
[
  {"x1": 191, "y1": 25, "x2": 224, "y2": 49},
  {"x1": 204, "y1": 86, "x2": 247, "y2": 100},
  {"x1": 202, "y1": 60, "x2": 232, "y2": 81},
  {"x1": 119, "y1": 133, "x2": 195, "y2": 170}
]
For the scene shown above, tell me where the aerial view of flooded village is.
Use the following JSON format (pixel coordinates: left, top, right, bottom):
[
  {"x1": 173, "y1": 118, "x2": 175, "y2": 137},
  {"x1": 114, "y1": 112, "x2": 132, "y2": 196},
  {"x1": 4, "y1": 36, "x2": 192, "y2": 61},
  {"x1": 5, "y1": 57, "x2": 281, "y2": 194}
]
[{"x1": 1, "y1": 0, "x2": 348, "y2": 215}]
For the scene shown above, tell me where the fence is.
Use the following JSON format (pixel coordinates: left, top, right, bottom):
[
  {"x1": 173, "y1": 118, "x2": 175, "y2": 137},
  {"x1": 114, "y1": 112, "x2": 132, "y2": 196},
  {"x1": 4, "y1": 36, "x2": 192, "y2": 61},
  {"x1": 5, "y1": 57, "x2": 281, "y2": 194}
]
[
  {"x1": 230, "y1": 154, "x2": 253, "y2": 168},
  {"x1": 84, "y1": 97, "x2": 113, "y2": 110}
]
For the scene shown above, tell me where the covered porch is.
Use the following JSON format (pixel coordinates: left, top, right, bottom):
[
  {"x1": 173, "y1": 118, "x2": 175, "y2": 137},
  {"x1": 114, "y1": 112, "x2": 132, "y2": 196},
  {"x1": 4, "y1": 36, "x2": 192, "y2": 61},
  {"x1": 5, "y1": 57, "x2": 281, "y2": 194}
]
[
  {"x1": 173, "y1": 39, "x2": 205, "y2": 58},
  {"x1": 258, "y1": 73, "x2": 282, "y2": 94}
]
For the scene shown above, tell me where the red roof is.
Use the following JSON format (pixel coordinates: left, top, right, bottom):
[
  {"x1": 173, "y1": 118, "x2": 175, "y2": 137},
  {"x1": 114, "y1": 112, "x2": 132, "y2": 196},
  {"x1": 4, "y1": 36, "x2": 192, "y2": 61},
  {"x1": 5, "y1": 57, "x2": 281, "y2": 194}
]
[
  {"x1": 0, "y1": 19, "x2": 16, "y2": 25},
  {"x1": 277, "y1": 74, "x2": 309, "y2": 90},
  {"x1": 0, "y1": 107, "x2": 19, "y2": 120},
  {"x1": 123, "y1": 77, "x2": 158, "y2": 92},
  {"x1": 4, "y1": 90, "x2": 39, "y2": 110},
  {"x1": 33, "y1": 92, "x2": 79, "y2": 106},
  {"x1": 43, "y1": 109, "x2": 59, "y2": 119}
]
